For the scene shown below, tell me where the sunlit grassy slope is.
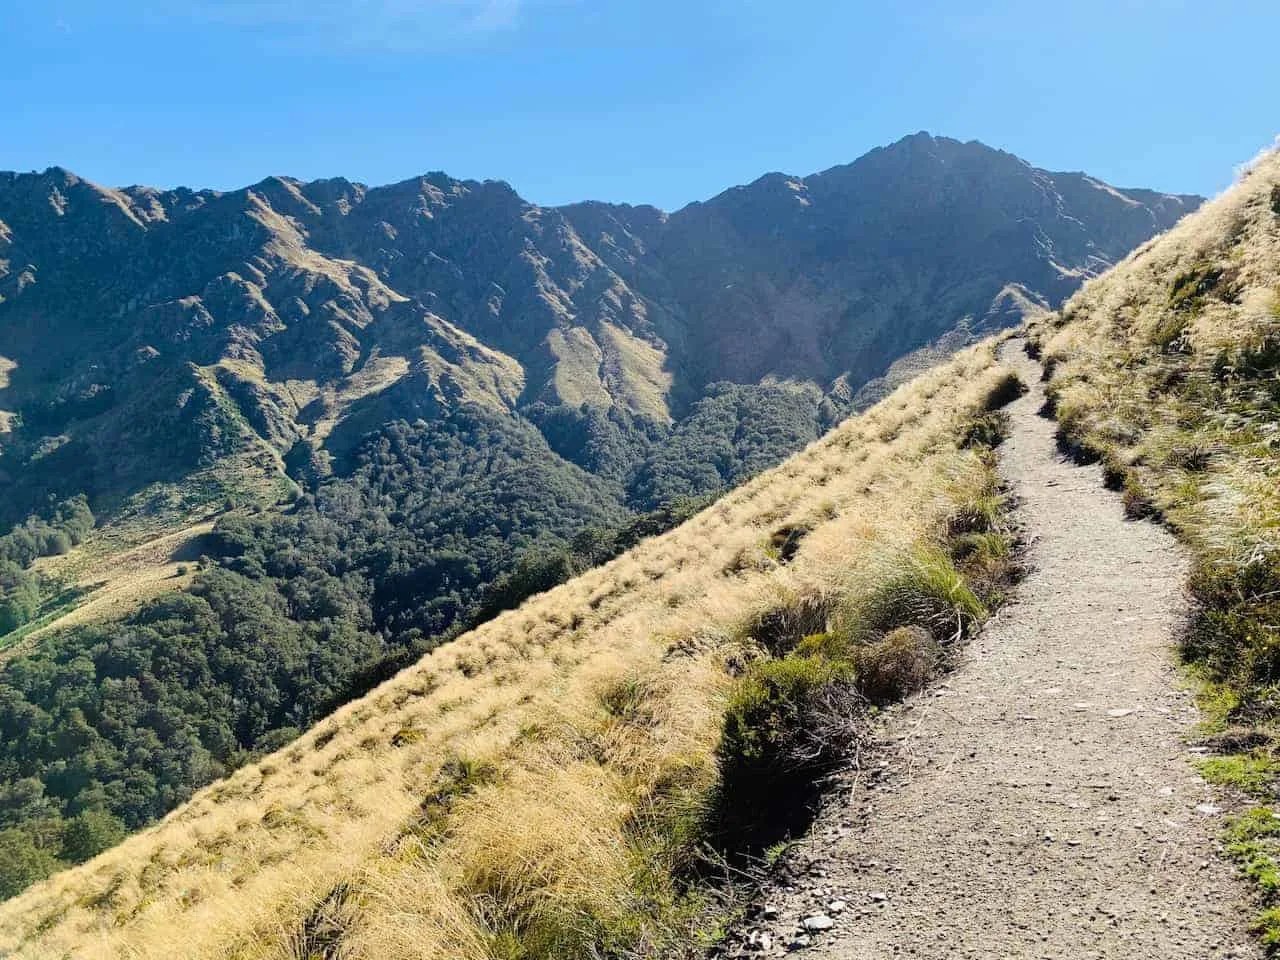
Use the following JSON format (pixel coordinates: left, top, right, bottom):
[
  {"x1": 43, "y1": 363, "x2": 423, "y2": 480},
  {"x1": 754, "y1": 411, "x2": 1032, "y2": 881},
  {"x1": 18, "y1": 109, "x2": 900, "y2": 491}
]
[
  {"x1": 0, "y1": 342, "x2": 1018, "y2": 960},
  {"x1": 1033, "y1": 145, "x2": 1280, "y2": 703},
  {"x1": 1031, "y1": 144, "x2": 1280, "y2": 942}
]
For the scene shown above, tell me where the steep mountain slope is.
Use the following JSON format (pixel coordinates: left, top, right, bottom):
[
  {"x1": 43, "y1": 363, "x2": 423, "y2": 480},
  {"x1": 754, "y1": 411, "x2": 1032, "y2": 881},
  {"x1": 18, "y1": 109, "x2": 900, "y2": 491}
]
[
  {"x1": 0, "y1": 135, "x2": 1199, "y2": 529},
  {"x1": 0, "y1": 136, "x2": 1202, "y2": 916},
  {"x1": 569, "y1": 133, "x2": 1200, "y2": 393},
  {"x1": 1030, "y1": 144, "x2": 1280, "y2": 939},
  {"x1": 0, "y1": 339, "x2": 1022, "y2": 960}
]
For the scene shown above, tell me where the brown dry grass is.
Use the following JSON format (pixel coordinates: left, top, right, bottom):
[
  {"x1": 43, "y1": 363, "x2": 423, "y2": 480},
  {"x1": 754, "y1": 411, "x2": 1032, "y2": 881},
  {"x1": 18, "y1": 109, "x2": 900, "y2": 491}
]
[
  {"x1": 1030, "y1": 143, "x2": 1280, "y2": 945},
  {"x1": 0, "y1": 342, "x2": 1014, "y2": 959}
]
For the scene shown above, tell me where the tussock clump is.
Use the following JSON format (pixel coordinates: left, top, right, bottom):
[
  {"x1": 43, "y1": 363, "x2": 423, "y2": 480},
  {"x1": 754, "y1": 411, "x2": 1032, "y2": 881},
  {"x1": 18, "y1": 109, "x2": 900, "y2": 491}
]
[
  {"x1": 1121, "y1": 473, "x2": 1160, "y2": 521},
  {"x1": 946, "y1": 493, "x2": 1004, "y2": 538},
  {"x1": 738, "y1": 588, "x2": 833, "y2": 656},
  {"x1": 840, "y1": 548, "x2": 987, "y2": 647},
  {"x1": 981, "y1": 370, "x2": 1028, "y2": 412},
  {"x1": 959, "y1": 411, "x2": 1011, "y2": 449},
  {"x1": 853, "y1": 625, "x2": 942, "y2": 705},
  {"x1": 291, "y1": 881, "x2": 357, "y2": 960},
  {"x1": 767, "y1": 524, "x2": 811, "y2": 564},
  {"x1": 956, "y1": 368, "x2": 1025, "y2": 449}
]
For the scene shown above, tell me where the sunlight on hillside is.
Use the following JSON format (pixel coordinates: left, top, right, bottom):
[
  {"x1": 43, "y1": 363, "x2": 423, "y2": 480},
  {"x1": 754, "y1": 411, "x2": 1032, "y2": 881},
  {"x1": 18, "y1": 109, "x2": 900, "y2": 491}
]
[
  {"x1": 1033, "y1": 143, "x2": 1280, "y2": 940},
  {"x1": 0, "y1": 343, "x2": 1017, "y2": 960}
]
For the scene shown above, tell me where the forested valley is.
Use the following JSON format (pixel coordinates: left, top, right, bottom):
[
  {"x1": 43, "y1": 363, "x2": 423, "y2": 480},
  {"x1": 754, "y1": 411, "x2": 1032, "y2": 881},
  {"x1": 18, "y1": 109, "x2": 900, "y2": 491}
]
[{"x1": 0, "y1": 384, "x2": 830, "y2": 897}]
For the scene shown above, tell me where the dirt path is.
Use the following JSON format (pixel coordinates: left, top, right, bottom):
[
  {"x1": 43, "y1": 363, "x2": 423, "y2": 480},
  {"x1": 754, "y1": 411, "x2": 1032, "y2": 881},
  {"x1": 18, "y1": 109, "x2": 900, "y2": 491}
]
[{"x1": 731, "y1": 341, "x2": 1258, "y2": 958}]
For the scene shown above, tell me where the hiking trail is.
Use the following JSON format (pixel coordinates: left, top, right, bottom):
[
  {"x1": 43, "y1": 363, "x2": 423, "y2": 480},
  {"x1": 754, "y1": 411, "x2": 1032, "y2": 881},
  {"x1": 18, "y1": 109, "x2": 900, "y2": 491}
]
[{"x1": 728, "y1": 340, "x2": 1258, "y2": 958}]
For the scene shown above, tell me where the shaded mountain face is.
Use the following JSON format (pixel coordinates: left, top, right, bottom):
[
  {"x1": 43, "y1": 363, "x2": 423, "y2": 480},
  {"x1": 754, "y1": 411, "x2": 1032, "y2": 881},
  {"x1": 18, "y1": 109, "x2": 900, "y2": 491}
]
[{"x1": 0, "y1": 133, "x2": 1200, "y2": 524}]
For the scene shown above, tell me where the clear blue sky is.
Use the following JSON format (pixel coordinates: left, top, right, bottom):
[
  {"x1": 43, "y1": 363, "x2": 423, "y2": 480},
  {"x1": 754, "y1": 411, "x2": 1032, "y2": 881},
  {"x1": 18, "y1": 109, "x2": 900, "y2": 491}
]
[{"x1": 4, "y1": 0, "x2": 1276, "y2": 209}]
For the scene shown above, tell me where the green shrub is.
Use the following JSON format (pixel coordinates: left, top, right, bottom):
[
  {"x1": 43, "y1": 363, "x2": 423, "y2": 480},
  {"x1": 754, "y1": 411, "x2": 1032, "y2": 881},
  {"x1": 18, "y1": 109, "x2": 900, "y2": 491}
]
[
  {"x1": 0, "y1": 566, "x2": 40, "y2": 635},
  {"x1": 0, "y1": 828, "x2": 59, "y2": 899},
  {"x1": 59, "y1": 808, "x2": 127, "y2": 863},
  {"x1": 1184, "y1": 553, "x2": 1280, "y2": 701},
  {"x1": 712, "y1": 654, "x2": 859, "y2": 849}
]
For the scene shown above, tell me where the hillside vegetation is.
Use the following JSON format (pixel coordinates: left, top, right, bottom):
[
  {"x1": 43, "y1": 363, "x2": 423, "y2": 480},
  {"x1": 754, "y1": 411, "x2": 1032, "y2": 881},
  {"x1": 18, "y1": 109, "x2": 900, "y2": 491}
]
[
  {"x1": 0, "y1": 134, "x2": 1197, "y2": 533},
  {"x1": 1031, "y1": 144, "x2": 1280, "y2": 940},
  {"x1": 0, "y1": 341, "x2": 1022, "y2": 959}
]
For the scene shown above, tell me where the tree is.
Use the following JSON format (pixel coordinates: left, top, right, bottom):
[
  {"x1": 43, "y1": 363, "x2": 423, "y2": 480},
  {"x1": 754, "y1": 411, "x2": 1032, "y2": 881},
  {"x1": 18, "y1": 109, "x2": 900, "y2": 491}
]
[
  {"x1": 0, "y1": 565, "x2": 40, "y2": 634},
  {"x1": 0, "y1": 829, "x2": 59, "y2": 899},
  {"x1": 60, "y1": 808, "x2": 127, "y2": 863}
]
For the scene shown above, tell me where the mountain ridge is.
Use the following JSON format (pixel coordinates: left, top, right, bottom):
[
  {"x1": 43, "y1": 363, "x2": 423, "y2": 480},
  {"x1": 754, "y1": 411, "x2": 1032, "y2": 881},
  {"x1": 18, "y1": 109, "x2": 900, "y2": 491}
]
[{"x1": 0, "y1": 132, "x2": 1201, "y2": 531}]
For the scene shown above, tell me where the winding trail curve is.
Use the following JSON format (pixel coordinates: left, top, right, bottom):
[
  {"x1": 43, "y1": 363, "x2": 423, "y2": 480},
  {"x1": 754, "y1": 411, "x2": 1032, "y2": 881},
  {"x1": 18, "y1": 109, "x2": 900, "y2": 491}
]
[{"x1": 737, "y1": 341, "x2": 1258, "y2": 958}]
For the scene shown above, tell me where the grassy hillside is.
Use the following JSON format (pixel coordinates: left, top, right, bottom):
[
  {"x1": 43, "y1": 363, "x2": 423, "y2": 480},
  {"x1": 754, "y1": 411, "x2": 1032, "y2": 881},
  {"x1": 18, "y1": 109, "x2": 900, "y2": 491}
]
[
  {"x1": 0, "y1": 342, "x2": 1022, "y2": 959},
  {"x1": 1030, "y1": 145, "x2": 1280, "y2": 941}
]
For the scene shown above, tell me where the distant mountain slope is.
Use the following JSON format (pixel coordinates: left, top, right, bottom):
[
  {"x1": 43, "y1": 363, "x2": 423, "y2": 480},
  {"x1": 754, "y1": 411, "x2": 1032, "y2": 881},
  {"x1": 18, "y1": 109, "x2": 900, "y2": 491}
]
[{"x1": 0, "y1": 134, "x2": 1200, "y2": 527}]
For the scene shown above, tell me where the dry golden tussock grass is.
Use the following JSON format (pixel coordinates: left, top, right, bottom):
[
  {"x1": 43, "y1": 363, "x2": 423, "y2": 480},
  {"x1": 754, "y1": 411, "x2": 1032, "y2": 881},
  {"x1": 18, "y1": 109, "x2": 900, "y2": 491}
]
[
  {"x1": 1034, "y1": 143, "x2": 1280, "y2": 557},
  {"x1": 0, "y1": 342, "x2": 1015, "y2": 960},
  {"x1": 1031, "y1": 145, "x2": 1280, "y2": 944}
]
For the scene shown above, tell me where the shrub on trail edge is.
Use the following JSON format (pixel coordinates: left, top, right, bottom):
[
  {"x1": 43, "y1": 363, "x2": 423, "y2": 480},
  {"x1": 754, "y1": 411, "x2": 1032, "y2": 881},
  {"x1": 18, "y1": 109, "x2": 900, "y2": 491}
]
[
  {"x1": 854, "y1": 625, "x2": 943, "y2": 705},
  {"x1": 709, "y1": 547, "x2": 988, "y2": 854},
  {"x1": 712, "y1": 652, "x2": 860, "y2": 850}
]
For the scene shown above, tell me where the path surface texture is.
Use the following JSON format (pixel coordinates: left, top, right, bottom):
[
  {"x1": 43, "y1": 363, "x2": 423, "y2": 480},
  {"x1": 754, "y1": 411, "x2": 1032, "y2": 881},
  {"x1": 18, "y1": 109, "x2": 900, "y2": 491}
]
[{"x1": 735, "y1": 341, "x2": 1259, "y2": 958}]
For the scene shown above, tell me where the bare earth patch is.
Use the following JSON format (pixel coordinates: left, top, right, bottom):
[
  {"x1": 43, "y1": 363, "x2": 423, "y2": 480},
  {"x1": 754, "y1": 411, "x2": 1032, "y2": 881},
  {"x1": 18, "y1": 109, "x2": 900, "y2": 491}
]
[{"x1": 730, "y1": 340, "x2": 1259, "y2": 958}]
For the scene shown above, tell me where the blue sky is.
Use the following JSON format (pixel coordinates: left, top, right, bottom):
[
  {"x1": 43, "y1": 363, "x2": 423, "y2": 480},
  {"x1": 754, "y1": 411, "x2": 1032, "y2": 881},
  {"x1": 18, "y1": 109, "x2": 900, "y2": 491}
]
[{"x1": 3, "y1": 1, "x2": 1276, "y2": 209}]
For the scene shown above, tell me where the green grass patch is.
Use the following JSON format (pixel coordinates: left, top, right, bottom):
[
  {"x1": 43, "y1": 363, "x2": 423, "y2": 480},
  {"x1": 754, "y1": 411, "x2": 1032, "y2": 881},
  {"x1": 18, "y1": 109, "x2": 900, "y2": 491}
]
[
  {"x1": 1198, "y1": 754, "x2": 1280, "y2": 800},
  {"x1": 1226, "y1": 808, "x2": 1280, "y2": 894}
]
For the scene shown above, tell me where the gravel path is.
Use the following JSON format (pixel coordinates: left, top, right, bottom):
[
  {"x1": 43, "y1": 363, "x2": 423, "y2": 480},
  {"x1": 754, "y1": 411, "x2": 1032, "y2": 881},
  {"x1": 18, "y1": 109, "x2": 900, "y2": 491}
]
[{"x1": 728, "y1": 340, "x2": 1258, "y2": 958}]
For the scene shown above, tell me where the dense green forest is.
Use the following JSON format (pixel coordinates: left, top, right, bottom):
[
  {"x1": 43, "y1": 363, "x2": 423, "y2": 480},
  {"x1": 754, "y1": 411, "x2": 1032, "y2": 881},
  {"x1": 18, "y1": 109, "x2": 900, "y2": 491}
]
[
  {"x1": 0, "y1": 497, "x2": 95, "y2": 635},
  {"x1": 0, "y1": 387, "x2": 828, "y2": 898},
  {"x1": 627, "y1": 382, "x2": 838, "y2": 509}
]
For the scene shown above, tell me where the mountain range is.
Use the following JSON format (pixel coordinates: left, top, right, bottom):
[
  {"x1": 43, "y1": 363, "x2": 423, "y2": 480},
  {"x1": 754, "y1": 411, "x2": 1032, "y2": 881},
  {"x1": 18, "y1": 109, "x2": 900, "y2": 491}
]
[{"x1": 0, "y1": 132, "x2": 1201, "y2": 527}]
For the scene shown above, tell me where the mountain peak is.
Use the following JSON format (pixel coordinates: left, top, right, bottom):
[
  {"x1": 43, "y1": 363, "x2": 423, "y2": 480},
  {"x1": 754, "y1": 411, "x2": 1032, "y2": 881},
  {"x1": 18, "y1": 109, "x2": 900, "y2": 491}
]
[{"x1": 0, "y1": 136, "x2": 1202, "y2": 530}]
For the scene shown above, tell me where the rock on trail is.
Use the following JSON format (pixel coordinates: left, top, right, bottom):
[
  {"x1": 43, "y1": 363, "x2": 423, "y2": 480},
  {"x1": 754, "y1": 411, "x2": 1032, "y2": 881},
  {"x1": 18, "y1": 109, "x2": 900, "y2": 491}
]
[{"x1": 726, "y1": 339, "x2": 1258, "y2": 958}]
